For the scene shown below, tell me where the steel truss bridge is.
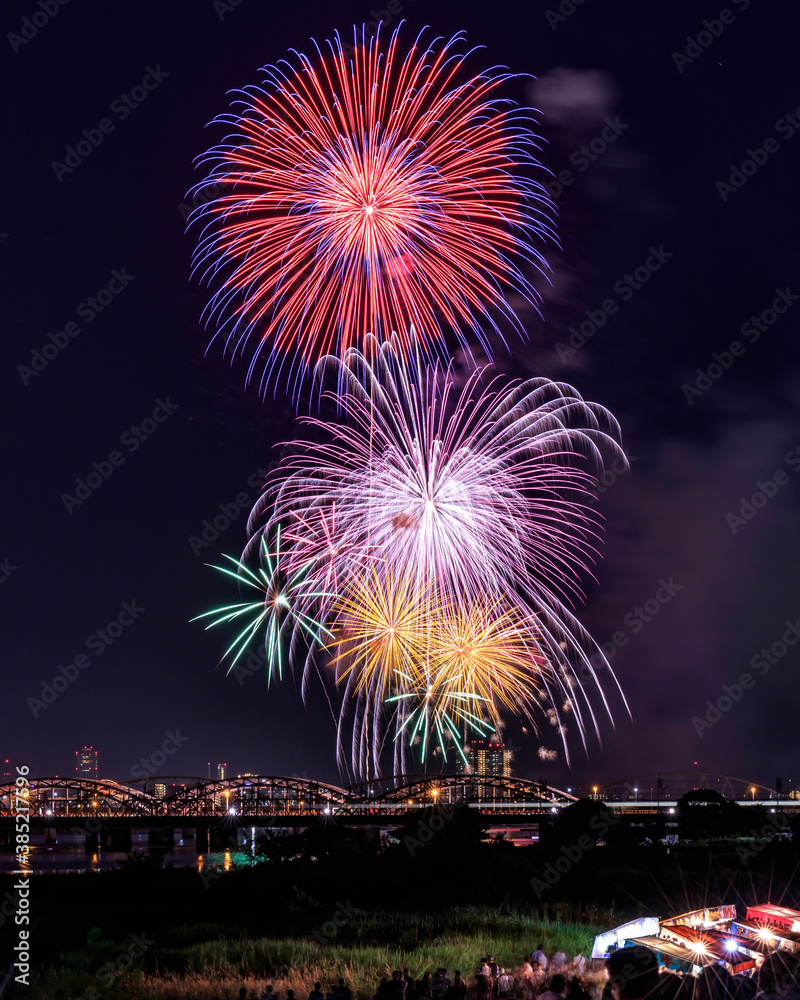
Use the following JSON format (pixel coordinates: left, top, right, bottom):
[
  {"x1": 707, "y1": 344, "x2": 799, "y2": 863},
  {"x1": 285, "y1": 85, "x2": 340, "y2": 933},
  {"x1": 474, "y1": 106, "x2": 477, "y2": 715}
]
[
  {"x1": 2, "y1": 771, "x2": 796, "y2": 827},
  {"x1": 0, "y1": 774, "x2": 576, "y2": 825},
  {"x1": 593, "y1": 770, "x2": 784, "y2": 803}
]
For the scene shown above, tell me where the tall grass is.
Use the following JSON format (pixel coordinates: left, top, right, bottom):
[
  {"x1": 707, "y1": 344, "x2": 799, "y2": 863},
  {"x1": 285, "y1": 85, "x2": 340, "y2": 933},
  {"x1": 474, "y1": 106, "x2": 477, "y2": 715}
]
[{"x1": 32, "y1": 908, "x2": 607, "y2": 1000}]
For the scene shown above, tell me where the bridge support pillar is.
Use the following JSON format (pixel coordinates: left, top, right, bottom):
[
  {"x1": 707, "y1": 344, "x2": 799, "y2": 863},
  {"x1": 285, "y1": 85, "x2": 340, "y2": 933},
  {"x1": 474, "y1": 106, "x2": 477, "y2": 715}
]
[
  {"x1": 102, "y1": 827, "x2": 132, "y2": 851},
  {"x1": 209, "y1": 827, "x2": 239, "y2": 851},
  {"x1": 181, "y1": 827, "x2": 195, "y2": 840},
  {"x1": 85, "y1": 830, "x2": 99, "y2": 852},
  {"x1": 0, "y1": 829, "x2": 11, "y2": 852},
  {"x1": 44, "y1": 826, "x2": 57, "y2": 842},
  {"x1": 196, "y1": 822, "x2": 210, "y2": 854},
  {"x1": 148, "y1": 827, "x2": 174, "y2": 849}
]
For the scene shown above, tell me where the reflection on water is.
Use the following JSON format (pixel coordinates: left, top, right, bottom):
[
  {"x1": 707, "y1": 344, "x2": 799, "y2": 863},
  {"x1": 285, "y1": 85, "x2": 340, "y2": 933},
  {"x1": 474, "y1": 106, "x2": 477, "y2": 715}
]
[
  {"x1": 198, "y1": 849, "x2": 249, "y2": 873},
  {"x1": 0, "y1": 831, "x2": 259, "y2": 875}
]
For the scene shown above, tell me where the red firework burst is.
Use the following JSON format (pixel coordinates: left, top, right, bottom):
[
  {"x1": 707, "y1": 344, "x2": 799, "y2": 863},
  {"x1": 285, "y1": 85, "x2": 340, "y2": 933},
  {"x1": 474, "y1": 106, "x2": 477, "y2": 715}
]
[{"x1": 190, "y1": 24, "x2": 555, "y2": 390}]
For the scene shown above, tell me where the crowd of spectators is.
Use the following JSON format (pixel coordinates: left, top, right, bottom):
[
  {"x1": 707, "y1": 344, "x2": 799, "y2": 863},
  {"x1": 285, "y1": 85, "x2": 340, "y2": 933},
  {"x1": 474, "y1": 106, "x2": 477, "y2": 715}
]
[
  {"x1": 371, "y1": 946, "x2": 591, "y2": 1000},
  {"x1": 235, "y1": 943, "x2": 800, "y2": 1000},
  {"x1": 236, "y1": 979, "x2": 354, "y2": 1000},
  {"x1": 370, "y1": 942, "x2": 800, "y2": 1000}
]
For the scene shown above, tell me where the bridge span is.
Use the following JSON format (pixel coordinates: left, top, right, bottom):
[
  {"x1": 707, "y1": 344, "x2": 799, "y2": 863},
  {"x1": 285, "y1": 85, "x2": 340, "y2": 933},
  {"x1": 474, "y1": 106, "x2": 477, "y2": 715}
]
[
  {"x1": 3, "y1": 772, "x2": 797, "y2": 827},
  {"x1": 1, "y1": 773, "x2": 576, "y2": 825},
  {"x1": 1, "y1": 774, "x2": 581, "y2": 852}
]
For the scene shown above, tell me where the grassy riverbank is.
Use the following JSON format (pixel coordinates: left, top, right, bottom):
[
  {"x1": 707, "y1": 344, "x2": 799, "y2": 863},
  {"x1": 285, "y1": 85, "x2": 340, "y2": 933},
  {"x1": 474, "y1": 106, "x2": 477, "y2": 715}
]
[{"x1": 29, "y1": 908, "x2": 605, "y2": 1000}]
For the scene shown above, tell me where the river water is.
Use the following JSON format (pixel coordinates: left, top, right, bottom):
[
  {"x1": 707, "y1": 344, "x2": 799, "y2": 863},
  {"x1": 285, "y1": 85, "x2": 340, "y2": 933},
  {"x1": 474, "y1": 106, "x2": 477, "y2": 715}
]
[
  {"x1": 0, "y1": 829, "x2": 262, "y2": 874},
  {"x1": 1, "y1": 823, "x2": 537, "y2": 874}
]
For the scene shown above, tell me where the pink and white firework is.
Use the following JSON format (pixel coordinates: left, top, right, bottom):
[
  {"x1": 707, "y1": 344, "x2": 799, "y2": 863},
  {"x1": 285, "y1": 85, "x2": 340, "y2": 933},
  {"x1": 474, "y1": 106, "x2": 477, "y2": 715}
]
[{"x1": 245, "y1": 335, "x2": 629, "y2": 772}]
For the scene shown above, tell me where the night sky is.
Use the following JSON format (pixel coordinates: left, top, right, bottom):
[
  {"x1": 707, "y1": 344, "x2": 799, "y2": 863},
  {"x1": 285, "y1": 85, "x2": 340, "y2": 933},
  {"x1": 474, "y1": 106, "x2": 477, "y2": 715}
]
[{"x1": 3, "y1": 0, "x2": 799, "y2": 793}]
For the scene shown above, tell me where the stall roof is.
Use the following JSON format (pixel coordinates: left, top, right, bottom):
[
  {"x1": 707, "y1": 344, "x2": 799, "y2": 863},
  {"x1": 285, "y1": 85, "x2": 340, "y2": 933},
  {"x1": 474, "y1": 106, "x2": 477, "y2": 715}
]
[
  {"x1": 734, "y1": 921, "x2": 800, "y2": 947},
  {"x1": 626, "y1": 936, "x2": 706, "y2": 972},
  {"x1": 591, "y1": 917, "x2": 661, "y2": 958},
  {"x1": 660, "y1": 925, "x2": 725, "y2": 959},
  {"x1": 746, "y1": 905, "x2": 800, "y2": 932},
  {"x1": 626, "y1": 935, "x2": 754, "y2": 976},
  {"x1": 662, "y1": 905, "x2": 737, "y2": 928}
]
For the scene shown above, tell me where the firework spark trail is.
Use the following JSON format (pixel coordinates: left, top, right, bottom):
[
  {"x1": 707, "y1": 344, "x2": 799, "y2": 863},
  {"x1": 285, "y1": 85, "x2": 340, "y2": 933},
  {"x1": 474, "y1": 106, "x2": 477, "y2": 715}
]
[
  {"x1": 327, "y1": 558, "x2": 449, "y2": 774},
  {"x1": 191, "y1": 530, "x2": 331, "y2": 684},
  {"x1": 189, "y1": 24, "x2": 555, "y2": 393},
  {"x1": 232, "y1": 335, "x2": 630, "y2": 776},
  {"x1": 330, "y1": 570, "x2": 430, "y2": 777}
]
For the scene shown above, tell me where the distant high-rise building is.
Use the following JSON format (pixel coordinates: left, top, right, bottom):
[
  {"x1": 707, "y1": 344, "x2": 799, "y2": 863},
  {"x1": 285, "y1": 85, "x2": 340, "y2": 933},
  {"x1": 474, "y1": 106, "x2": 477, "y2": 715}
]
[
  {"x1": 145, "y1": 779, "x2": 188, "y2": 799},
  {"x1": 214, "y1": 763, "x2": 229, "y2": 809},
  {"x1": 1, "y1": 759, "x2": 11, "y2": 782},
  {"x1": 75, "y1": 746, "x2": 98, "y2": 779},
  {"x1": 237, "y1": 773, "x2": 257, "y2": 802},
  {"x1": 457, "y1": 734, "x2": 513, "y2": 778}
]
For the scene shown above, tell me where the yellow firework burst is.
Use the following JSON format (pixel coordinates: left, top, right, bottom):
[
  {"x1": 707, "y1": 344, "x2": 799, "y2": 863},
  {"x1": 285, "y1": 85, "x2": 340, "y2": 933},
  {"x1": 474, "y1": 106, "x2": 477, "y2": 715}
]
[
  {"x1": 431, "y1": 599, "x2": 545, "y2": 727},
  {"x1": 386, "y1": 597, "x2": 546, "y2": 762},
  {"x1": 328, "y1": 568, "x2": 429, "y2": 700},
  {"x1": 323, "y1": 567, "x2": 570, "y2": 770}
]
